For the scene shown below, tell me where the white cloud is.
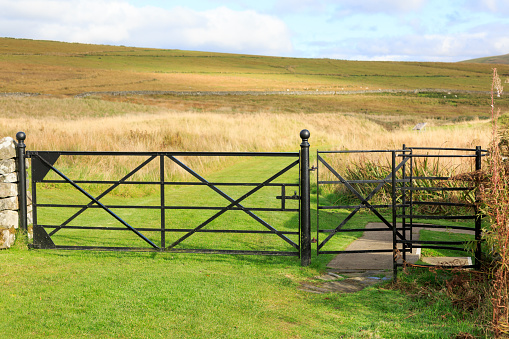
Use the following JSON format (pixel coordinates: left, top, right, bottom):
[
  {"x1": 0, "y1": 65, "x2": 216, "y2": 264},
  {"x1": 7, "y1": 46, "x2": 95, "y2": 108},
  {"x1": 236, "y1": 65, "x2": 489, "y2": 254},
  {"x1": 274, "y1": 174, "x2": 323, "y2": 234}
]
[
  {"x1": 333, "y1": 0, "x2": 428, "y2": 15},
  {"x1": 0, "y1": 0, "x2": 293, "y2": 56},
  {"x1": 273, "y1": 0, "x2": 328, "y2": 14},
  {"x1": 314, "y1": 26, "x2": 509, "y2": 62},
  {"x1": 463, "y1": 0, "x2": 509, "y2": 15}
]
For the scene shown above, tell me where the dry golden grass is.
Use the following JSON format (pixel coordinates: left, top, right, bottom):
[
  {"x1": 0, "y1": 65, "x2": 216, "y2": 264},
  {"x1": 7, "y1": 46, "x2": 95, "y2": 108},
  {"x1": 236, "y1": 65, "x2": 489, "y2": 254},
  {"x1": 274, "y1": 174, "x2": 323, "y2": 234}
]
[
  {"x1": 0, "y1": 96, "x2": 490, "y2": 198},
  {"x1": 0, "y1": 60, "x2": 323, "y2": 94},
  {"x1": 1, "y1": 104, "x2": 490, "y2": 159},
  {"x1": 0, "y1": 96, "x2": 159, "y2": 119}
]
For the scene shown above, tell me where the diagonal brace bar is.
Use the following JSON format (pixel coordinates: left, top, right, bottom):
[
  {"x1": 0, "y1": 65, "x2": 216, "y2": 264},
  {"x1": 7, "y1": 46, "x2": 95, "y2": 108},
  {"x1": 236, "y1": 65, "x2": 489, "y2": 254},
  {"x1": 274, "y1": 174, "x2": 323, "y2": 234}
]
[
  {"x1": 35, "y1": 155, "x2": 159, "y2": 249},
  {"x1": 168, "y1": 156, "x2": 298, "y2": 245},
  {"x1": 318, "y1": 206, "x2": 361, "y2": 250},
  {"x1": 318, "y1": 155, "x2": 407, "y2": 240},
  {"x1": 166, "y1": 157, "x2": 300, "y2": 249},
  {"x1": 49, "y1": 155, "x2": 157, "y2": 236}
]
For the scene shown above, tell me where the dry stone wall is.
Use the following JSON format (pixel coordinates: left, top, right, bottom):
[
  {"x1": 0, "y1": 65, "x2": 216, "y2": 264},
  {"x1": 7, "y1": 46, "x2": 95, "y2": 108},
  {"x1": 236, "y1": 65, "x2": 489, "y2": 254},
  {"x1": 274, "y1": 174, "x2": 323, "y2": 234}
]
[{"x1": 0, "y1": 136, "x2": 31, "y2": 249}]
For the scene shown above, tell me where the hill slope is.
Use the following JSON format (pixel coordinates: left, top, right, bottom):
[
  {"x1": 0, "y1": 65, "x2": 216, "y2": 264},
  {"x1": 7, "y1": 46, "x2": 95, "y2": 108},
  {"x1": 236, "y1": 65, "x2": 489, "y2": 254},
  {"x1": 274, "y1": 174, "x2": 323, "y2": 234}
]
[
  {"x1": 462, "y1": 53, "x2": 509, "y2": 65},
  {"x1": 1, "y1": 37, "x2": 508, "y2": 95}
]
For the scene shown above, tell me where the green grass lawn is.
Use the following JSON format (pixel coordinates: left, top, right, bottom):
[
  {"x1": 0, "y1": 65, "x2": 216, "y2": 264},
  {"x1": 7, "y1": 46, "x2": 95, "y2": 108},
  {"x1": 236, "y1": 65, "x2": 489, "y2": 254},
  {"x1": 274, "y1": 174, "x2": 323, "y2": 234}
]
[
  {"x1": 1, "y1": 156, "x2": 486, "y2": 338},
  {"x1": 1, "y1": 247, "x2": 484, "y2": 338}
]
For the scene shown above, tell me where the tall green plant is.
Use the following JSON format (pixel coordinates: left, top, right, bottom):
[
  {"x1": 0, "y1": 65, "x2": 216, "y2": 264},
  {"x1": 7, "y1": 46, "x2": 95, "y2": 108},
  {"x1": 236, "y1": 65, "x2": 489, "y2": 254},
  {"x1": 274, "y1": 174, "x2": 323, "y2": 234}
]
[{"x1": 479, "y1": 68, "x2": 508, "y2": 337}]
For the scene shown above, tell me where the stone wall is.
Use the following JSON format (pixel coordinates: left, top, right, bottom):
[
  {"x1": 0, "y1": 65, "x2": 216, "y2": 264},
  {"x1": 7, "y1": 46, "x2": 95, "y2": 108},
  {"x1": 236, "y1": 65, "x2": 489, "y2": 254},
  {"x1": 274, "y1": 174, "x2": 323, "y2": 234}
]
[
  {"x1": 0, "y1": 136, "x2": 31, "y2": 249},
  {"x1": 71, "y1": 88, "x2": 493, "y2": 98}
]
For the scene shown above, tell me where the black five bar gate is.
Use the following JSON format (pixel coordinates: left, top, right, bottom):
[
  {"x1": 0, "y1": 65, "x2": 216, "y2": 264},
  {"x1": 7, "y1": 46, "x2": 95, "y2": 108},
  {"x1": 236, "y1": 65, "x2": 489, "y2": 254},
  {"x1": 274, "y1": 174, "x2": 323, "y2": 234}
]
[{"x1": 16, "y1": 131, "x2": 312, "y2": 266}]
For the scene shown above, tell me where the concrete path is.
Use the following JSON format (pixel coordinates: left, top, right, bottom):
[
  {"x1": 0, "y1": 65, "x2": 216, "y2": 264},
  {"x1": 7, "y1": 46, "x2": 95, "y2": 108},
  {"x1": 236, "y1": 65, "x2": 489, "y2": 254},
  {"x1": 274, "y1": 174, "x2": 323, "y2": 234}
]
[
  {"x1": 327, "y1": 222, "x2": 472, "y2": 271},
  {"x1": 327, "y1": 222, "x2": 420, "y2": 271},
  {"x1": 298, "y1": 222, "x2": 473, "y2": 294}
]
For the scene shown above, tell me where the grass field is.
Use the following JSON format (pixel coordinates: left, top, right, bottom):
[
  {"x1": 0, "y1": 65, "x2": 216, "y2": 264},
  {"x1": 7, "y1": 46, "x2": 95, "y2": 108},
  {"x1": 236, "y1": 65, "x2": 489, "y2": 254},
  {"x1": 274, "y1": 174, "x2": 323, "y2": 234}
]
[
  {"x1": 2, "y1": 37, "x2": 509, "y2": 95},
  {"x1": 3, "y1": 157, "x2": 486, "y2": 338},
  {"x1": 2, "y1": 248, "x2": 485, "y2": 338},
  {"x1": 0, "y1": 37, "x2": 501, "y2": 337}
]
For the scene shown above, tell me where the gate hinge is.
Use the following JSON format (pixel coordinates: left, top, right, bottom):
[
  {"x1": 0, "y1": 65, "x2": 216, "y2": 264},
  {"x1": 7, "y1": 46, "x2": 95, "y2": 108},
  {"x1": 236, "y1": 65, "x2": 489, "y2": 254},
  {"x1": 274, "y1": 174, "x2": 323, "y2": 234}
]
[
  {"x1": 309, "y1": 166, "x2": 317, "y2": 172},
  {"x1": 276, "y1": 191, "x2": 300, "y2": 200}
]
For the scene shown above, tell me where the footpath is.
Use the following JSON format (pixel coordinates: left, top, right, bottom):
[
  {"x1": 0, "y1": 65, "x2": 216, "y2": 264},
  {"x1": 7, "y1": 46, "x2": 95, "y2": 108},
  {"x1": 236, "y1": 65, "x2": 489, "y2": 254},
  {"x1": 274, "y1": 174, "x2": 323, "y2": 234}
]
[{"x1": 299, "y1": 223, "x2": 472, "y2": 294}]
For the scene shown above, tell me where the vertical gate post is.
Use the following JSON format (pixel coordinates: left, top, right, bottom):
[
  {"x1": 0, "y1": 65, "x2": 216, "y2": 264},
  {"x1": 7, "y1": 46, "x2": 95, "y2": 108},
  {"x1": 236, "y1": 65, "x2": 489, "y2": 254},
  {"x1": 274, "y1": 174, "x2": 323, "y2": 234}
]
[
  {"x1": 160, "y1": 155, "x2": 166, "y2": 250},
  {"x1": 475, "y1": 146, "x2": 482, "y2": 270},
  {"x1": 401, "y1": 145, "x2": 407, "y2": 262},
  {"x1": 391, "y1": 151, "x2": 398, "y2": 281},
  {"x1": 16, "y1": 132, "x2": 28, "y2": 232},
  {"x1": 299, "y1": 130, "x2": 311, "y2": 266}
]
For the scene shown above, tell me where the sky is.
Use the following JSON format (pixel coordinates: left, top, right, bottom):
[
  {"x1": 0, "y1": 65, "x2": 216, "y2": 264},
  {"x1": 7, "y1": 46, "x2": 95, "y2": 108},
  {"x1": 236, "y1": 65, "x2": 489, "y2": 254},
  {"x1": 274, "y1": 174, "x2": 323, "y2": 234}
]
[{"x1": 1, "y1": 0, "x2": 508, "y2": 62}]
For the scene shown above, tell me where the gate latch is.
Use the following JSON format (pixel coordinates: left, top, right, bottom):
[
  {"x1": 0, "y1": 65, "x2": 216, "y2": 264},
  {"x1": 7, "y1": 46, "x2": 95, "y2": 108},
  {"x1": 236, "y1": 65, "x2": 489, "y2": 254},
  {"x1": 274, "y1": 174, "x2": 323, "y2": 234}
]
[{"x1": 276, "y1": 191, "x2": 300, "y2": 200}]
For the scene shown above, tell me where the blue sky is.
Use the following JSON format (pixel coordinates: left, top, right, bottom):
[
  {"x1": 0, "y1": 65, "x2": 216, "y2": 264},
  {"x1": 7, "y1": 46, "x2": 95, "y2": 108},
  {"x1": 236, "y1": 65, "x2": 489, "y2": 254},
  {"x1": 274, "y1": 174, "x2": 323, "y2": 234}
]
[{"x1": 1, "y1": 0, "x2": 508, "y2": 62}]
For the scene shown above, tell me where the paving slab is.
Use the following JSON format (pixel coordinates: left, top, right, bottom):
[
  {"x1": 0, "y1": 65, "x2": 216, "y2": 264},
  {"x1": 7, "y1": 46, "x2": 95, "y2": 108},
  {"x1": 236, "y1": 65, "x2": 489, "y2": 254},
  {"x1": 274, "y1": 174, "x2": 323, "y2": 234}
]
[
  {"x1": 421, "y1": 257, "x2": 472, "y2": 266},
  {"x1": 327, "y1": 222, "x2": 421, "y2": 271},
  {"x1": 326, "y1": 222, "x2": 473, "y2": 271}
]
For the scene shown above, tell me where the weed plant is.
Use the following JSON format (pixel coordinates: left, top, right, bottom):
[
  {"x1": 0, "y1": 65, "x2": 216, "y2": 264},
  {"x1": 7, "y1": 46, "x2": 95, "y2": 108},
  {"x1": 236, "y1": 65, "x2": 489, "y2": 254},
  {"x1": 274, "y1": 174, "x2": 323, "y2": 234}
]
[
  {"x1": 395, "y1": 266, "x2": 491, "y2": 334},
  {"x1": 478, "y1": 68, "x2": 509, "y2": 337}
]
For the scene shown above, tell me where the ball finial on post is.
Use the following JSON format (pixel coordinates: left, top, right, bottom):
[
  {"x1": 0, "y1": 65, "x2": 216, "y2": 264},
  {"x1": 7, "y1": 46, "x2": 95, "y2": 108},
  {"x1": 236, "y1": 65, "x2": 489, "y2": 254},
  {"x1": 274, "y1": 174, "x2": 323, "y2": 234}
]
[
  {"x1": 16, "y1": 131, "x2": 26, "y2": 143},
  {"x1": 300, "y1": 129, "x2": 310, "y2": 141}
]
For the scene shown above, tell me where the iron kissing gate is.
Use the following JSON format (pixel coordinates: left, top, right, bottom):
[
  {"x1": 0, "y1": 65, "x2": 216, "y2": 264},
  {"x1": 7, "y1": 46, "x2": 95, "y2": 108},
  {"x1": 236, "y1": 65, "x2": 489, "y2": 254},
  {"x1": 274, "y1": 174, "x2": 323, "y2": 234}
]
[
  {"x1": 316, "y1": 146, "x2": 485, "y2": 278},
  {"x1": 15, "y1": 130, "x2": 313, "y2": 266}
]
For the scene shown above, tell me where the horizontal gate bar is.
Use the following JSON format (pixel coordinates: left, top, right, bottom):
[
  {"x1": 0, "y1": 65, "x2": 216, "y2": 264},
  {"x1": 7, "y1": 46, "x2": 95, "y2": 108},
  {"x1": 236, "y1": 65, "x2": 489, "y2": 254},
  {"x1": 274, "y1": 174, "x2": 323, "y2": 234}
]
[
  {"x1": 402, "y1": 146, "x2": 488, "y2": 152},
  {"x1": 410, "y1": 201, "x2": 475, "y2": 207},
  {"x1": 319, "y1": 204, "x2": 392, "y2": 209},
  {"x1": 397, "y1": 215, "x2": 477, "y2": 220},
  {"x1": 36, "y1": 204, "x2": 298, "y2": 212},
  {"x1": 319, "y1": 227, "x2": 412, "y2": 233},
  {"x1": 27, "y1": 151, "x2": 299, "y2": 157},
  {"x1": 409, "y1": 176, "x2": 451, "y2": 180},
  {"x1": 318, "y1": 150, "x2": 405, "y2": 154},
  {"x1": 319, "y1": 249, "x2": 396, "y2": 254},
  {"x1": 400, "y1": 187, "x2": 473, "y2": 191},
  {"x1": 45, "y1": 246, "x2": 299, "y2": 256},
  {"x1": 407, "y1": 223, "x2": 476, "y2": 231},
  {"x1": 38, "y1": 224, "x2": 299, "y2": 234},
  {"x1": 318, "y1": 179, "x2": 410, "y2": 184},
  {"x1": 318, "y1": 147, "x2": 488, "y2": 153},
  {"x1": 37, "y1": 180, "x2": 298, "y2": 187},
  {"x1": 397, "y1": 154, "x2": 478, "y2": 158}
]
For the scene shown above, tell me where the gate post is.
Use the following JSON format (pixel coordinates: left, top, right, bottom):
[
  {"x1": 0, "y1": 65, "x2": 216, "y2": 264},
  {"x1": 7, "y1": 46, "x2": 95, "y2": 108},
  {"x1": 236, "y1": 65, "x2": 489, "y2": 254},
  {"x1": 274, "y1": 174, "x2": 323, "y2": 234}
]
[
  {"x1": 391, "y1": 151, "x2": 398, "y2": 281},
  {"x1": 16, "y1": 132, "x2": 28, "y2": 232},
  {"x1": 474, "y1": 146, "x2": 482, "y2": 270},
  {"x1": 299, "y1": 130, "x2": 311, "y2": 266}
]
